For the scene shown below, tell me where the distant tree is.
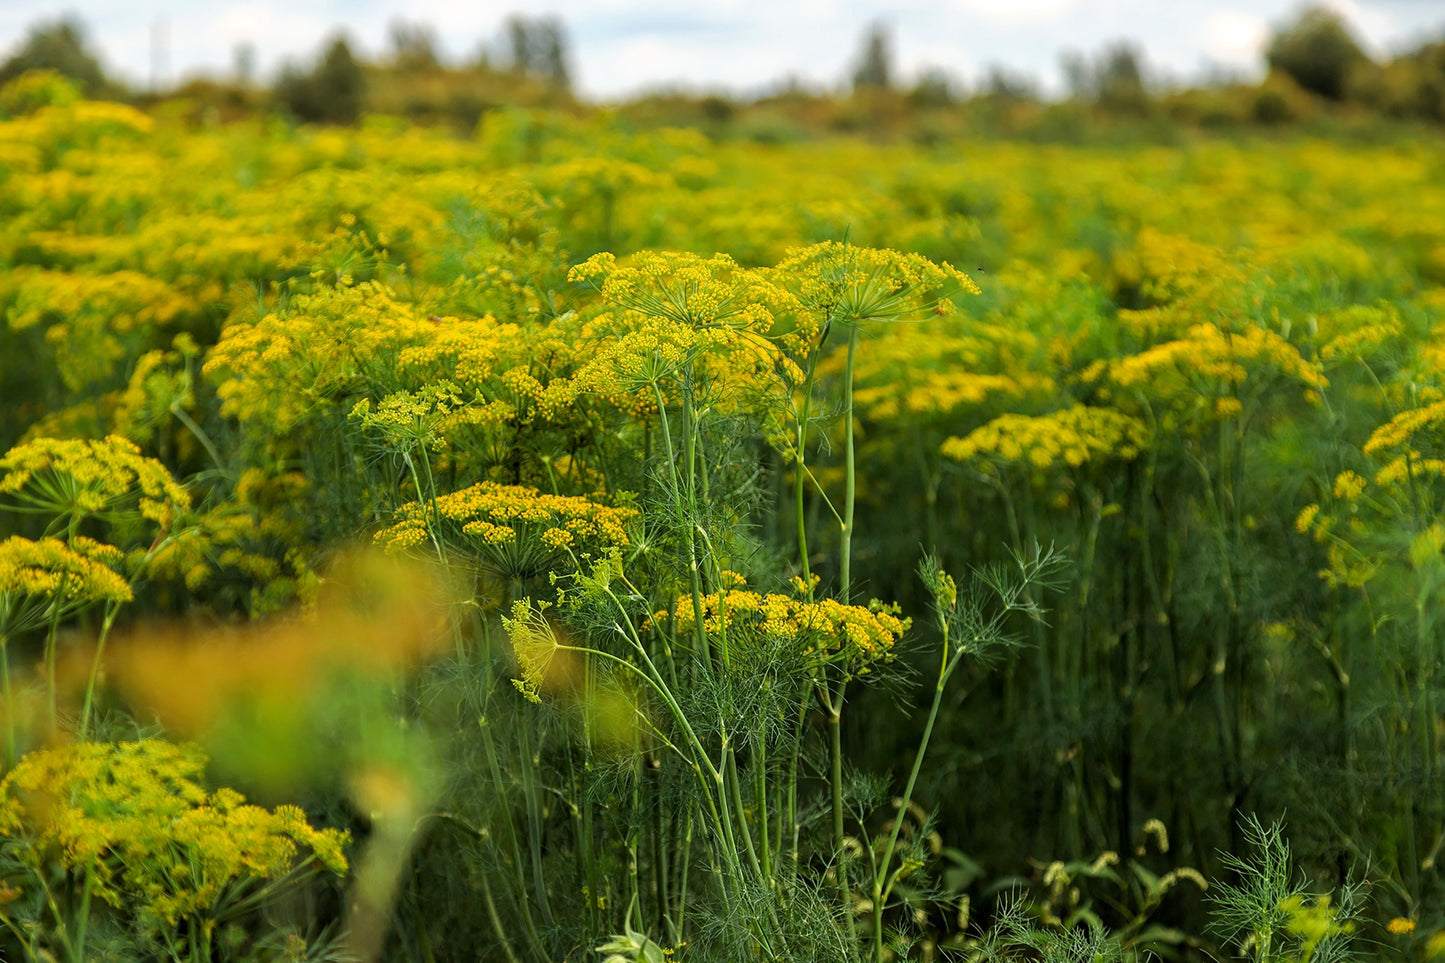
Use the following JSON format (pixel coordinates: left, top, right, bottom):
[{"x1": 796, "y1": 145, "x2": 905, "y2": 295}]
[
  {"x1": 1096, "y1": 42, "x2": 1148, "y2": 113},
  {"x1": 851, "y1": 22, "x2": 894, "y2": 90},
  {"x1": 981, "y1": 65, "x2": 1036, "y2": 101},
  {"x1": 1266, "y1": 5, "x2": 1369, "y2": 100},
  {"x1": 908, "y1": 66, "x2": 959, "y2": 107},
  {"x1": 275, "y1": 34, "x2": 365, "y2": 125},
  {"x1": 0, "y1": 17, "x2": 110, "y2": 96},
  {"x1": 502, "y1": 15, "x2": 571, "y2": 90},
  {"x1": 1062, "y1": 41, "x2": 1149, "y2": 113},
  {"x1": 389, "y1": 20, "x2": 439, "y2": 72}
]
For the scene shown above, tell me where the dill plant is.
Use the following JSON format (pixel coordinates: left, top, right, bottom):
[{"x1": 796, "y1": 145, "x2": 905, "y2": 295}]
[{"x1": 1208, "y1": 816, "x2": 1366, "y2": 963}]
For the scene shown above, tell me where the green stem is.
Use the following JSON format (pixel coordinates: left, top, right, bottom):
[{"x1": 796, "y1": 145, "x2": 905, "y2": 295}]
[
  {"x1": 794, "y1": 321, "x2": 831, "y2": 598},
  {"x1": 824, "y1": 675, "x2": 851, "y2": 931},
  {"x1": 517, "y1": 722, "x2": 557, "y2": 937},
  {"x1": 754, "y1": 738, "x2": 772, "y2": 882},
  {"x1": 783, "y1": 682, "x2": 811, "y2": 869},
  {"x1": 78, "y1": 602, "x2": 121, "y2": 740},
  {"x1": 169, "y1": 402, "x2": 228, "y2": 477},
  {"x1": 651, "y1": 380, "x2": 711, "y2": 668},
  {"x1": 1, "y1": 631, "x2": 13, "y2": 770},
  {"x1": 477, "y1": 715, "x2": 546, "y2": 958},
  {"x1": 873, "y1": 639, "x2": 955, "y2": 963},
  {"x1": 840, "y1": 326, "x2": 858, "y2": 604},
  {"x1": 725, "y1": 746, "x2": 763, "y2": 882}
]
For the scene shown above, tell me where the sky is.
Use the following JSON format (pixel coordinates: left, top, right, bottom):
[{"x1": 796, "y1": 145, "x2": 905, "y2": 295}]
[{"x1": 1, "y1": 0, "x2": 1443, "y2": 100}]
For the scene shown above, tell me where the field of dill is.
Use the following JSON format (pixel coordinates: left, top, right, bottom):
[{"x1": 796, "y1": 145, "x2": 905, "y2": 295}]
[{"x1": 3, "y1": 70, "x2": 1445, "y2": 961}]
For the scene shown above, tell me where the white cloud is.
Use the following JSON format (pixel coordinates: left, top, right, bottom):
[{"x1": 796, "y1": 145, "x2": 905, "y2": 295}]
[
  {"x1": 1202, "y1": 9, "x2": 1268, "y2": 69},
  {"x1": 1319, "y1": 0, "x2": 1395, "y2": 56},
  {"x1": 941, "y1": 0, "x2": 1082, "y2": 26}
]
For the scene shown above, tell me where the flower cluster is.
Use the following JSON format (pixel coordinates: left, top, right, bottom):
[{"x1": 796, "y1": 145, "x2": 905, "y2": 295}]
[
  {"x1": 653, "y1": 585, "x2": 910, "y2": 672},
  {"x1": 1107, "y1": 323, "x2": 1326, "y2": 398},
  {"x1": 771, "y1": 241, "x2": 980, "y2": 327},
  {"x1": 377, "y1": 482, "x2": 635, "y2": 569},
  {"x1": 0, "y1": 434, "x2": 189, "y2": 528},
  {"x1": 0, "y1": 740, "x2": 348, "y2": 928},
  {"x1": 942, "y1": 404, "x2": 1149, "y2": 470},
  {"x1": 0, "y1": 536, "x2": 132, "y2": 632}
]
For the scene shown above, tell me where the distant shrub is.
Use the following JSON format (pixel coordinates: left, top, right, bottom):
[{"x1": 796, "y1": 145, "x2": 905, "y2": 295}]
[
  {"x1": 0, "y1": 18, "x2": 111, "y2": 97},
  {"x1": 1267, "y1": 5, "x2": 1369, "y2": 100},
  {"x1": 0, "y1": 69, "x2": 80, "y2": 117},
  {"x1": 275, "y1": 34, "x2": 366, "y2": 125}
]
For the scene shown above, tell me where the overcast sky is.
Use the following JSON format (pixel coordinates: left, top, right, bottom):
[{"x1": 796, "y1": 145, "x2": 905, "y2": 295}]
[{"x1": 2, "y1": 1, "x2": 1442, "y2": 100}]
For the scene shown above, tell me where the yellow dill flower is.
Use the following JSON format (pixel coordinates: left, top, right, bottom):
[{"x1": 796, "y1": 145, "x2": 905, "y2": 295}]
[
  {"x1": 654, "y1": 581, "x2": 910, "y2": 672},
  {"x1": 504, "y1": 598, "x2": 562, "y2": 703},
  {"x1": 942, "y1": 404, "x2": 1149, "y2": 471},
  {"x1": 0, "y1": 740, "x2": 348, "y2": 929},
  {"x1": 1388, "y1": 917, "x2": 1416, "y2": 935},
  {"x1": 1107, "y1": 322, "x2": 1326, "y2": 412},
  {"x1": 0, "y1": 536, "x2": 132, "y2": 633},
  {"x1": 0, "y1": 434, "x2": 189, "y2": 529},
  {"x1": 1332, "y1": 470, "x2": 1367, "y2": 500},
  {"x1": 1214, "y1": 397, "x2": 1244, "y2": 418},
  {"x1": 376, "y1": 482, "x2": 635, "y2": 579},
  {"x1": 1364, "y1": 400, "x2": 1445, "y2": 457},
  {"x1": 351, "y1": 381, "x2": 477, "y2": 452},
  {"x1": 568, "y1": 251, "x2": 812, "y2": 422}
]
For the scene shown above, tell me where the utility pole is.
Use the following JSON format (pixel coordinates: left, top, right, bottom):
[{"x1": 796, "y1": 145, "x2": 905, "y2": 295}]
[{"x1": 150, "y1": 18, "x2": 169, "y2": 93}]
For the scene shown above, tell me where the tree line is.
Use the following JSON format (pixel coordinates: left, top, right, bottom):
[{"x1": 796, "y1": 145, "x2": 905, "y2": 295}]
[{"x1": 2, "y1": 7, "x2": 1443, "y2": 135}]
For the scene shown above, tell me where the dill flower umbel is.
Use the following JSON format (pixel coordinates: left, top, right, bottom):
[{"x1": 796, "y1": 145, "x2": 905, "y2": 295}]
[
  {"x1": 0, "y1": 536, "x2": 132, "y2": 632},
  {"x1": 0, "y1": 740, "x2": 348, "y2": 929},
  {"x1": 652, "y1": 582, "x2": 910, "y2": 672},
  {"x1": 376, "y1": 482, "x2": 635, "y2": 577},
  {"x1": 771, "y1": 241, "x2": 980, "y2": 327},
  {"x1": 942, "y1": 404, "x2": 1149, "y2": 470},
  {"x1": 0, "y1": 434, "x2": 189, "y2": 528}
]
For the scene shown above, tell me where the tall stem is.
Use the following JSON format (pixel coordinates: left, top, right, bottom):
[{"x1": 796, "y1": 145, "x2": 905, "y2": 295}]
[
  {"x1": 78, "y1": 602, "x2": 121, "y2": 740},
  {"x1": 873, "y1": 638, "x2": 955, "y2": 963},
  {"x1": 1, "y1": 632, "x2": 13, "y2": 770},
  {"x1": 651, "y1": 380, "x2": 711, "y2": 668},
  {"x1": 840, "y1": 327, "x2": 859, "y2": 604},
  {"x1": 794, "y1": 321, "x2": 831, "y2": 598}
]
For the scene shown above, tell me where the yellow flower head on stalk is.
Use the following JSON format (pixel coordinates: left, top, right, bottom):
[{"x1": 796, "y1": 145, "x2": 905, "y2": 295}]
[
  {"x1": 1315, "y1": 305, "x2": 1403, "y2": 364},
  {"x1": 0, "y1": 536, "x2": 132, "y2": 633},
  {"x1": 0, "y1": 739, "x2": 348, "y2": 928},
  {"x1": 350, "y1": 381, "x2": 480, "y2": 453},
  {"x1": 1110, "y1": 228, "x2": 1232, "y2": 304},
  {"x1": 854, "y1": 362, "x2": 1055, "y2": 421},
  {"x1": 1107, "y1": 322, "x2": 1327, "y2": 406},
  {"x1": 651, "y1": 581, "x2": 910, "y2": 674},
  {"x1": 504, "y1": 598, "x2": 562, "y2": 704},
  {"x1": 0, "y1": 434, "x2": 189, "y2": 530},
  {"x1": 375, "y1": 482, "x2": 635, "y2": 578},
  {"x1": 770, "y1": 241, "x2": 980, "y2": 330},
  {"x1": 1363, "y1": 399, "x2": 1445, "y2": 459},
  {"x1": 1, "y1": 266, "x2": 200, "y2": 394},
  {"x1": 942, "y1": 404, "x2": 1149, "y2": 471},
  {"x1": 204, "y1": 282, "x2": 437, "y2": 433},
  {"x1": 569, "y1": 250, "x2": 812, "y2": 418}
]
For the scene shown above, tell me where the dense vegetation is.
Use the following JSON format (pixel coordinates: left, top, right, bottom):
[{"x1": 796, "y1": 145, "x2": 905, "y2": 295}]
[{"x1": 2, "y1": 59, "x2": 1444, "y2": 961}]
